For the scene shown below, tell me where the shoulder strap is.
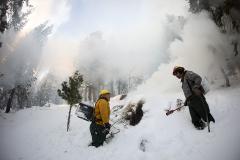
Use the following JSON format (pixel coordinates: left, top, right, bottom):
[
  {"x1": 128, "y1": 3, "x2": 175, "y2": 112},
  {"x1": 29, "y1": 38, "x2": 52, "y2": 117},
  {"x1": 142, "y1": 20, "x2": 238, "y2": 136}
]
[
  {"x1": 186, "y1": 79, "x2": 193, "y2": 95},
  {"x1": 95, "y1": 98, "x2": 107, "y2": 107},
  {"x1": 92, "y1": 99, "x2": 101, "y2": 122}
]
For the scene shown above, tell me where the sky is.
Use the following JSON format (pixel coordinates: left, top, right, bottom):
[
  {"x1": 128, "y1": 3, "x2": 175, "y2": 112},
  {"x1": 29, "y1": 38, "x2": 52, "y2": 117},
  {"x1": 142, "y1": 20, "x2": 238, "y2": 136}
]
[{"x1": 57, "y1": 0, "x2": 187, "y2": 37}]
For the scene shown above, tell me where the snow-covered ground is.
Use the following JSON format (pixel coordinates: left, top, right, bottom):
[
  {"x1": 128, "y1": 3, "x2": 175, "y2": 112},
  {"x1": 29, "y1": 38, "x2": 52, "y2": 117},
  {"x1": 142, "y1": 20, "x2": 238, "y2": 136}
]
[{"x1": 1, "y1": 87, "x2": 240, "y2": 160}]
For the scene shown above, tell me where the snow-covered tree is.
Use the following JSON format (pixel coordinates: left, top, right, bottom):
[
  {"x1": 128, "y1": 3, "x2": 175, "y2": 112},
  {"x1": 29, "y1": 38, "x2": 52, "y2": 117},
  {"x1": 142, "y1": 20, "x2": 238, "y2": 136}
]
[
  {"x1": 187, "y1": 0, "x2": 240, "y2": 86},
  {"x1": 0, "y1": 22, "x2": 52, "y2": 112},
  {"x1": 0, "y1": 0, "x2": 32, "y2": 47}
]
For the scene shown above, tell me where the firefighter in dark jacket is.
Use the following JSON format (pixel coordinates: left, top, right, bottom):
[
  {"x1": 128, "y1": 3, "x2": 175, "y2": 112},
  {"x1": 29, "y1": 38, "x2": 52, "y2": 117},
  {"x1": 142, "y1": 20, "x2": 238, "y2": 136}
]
[
  {"x1": 90, "y1": 90, "x2": 111, "y2": 147},
  {"x1": 173, "y1": 66, "x2": 215, "y2": 130}
]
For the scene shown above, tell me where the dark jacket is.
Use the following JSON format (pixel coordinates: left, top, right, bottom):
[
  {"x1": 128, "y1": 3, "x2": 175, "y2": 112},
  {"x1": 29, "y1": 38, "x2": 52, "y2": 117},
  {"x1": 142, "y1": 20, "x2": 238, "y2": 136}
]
[{"x1": 181, "y1": 70, "x2": 202, "y2": 98}]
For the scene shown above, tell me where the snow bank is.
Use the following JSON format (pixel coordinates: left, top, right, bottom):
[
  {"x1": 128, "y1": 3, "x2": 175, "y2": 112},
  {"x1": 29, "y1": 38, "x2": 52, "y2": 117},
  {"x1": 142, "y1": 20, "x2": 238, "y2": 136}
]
[{"x1": 0, "y1": 87, "x2": 240, "y2": 160}]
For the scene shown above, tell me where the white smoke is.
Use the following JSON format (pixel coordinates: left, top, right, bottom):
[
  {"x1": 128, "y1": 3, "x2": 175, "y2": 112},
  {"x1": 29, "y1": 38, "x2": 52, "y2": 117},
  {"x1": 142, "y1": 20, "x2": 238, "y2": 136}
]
[
  {"x1": 71, "y1": 0, "x2": 188, "y2": 83},
  {"x1": 37, "y1": 36, "x2": 79, "y2": 82},
  {"x1": 137, "y1": 11, "x2": 235, "y2": 95},
  {"x1": 23, "y1": 0, "x2": 188, "y2": 83},
  {"x1": 1, "y1": 0, "x2": 239, "y2": 95},
  {"x1": 0, "y1": 0, "x2": 71, "y2": 88}
]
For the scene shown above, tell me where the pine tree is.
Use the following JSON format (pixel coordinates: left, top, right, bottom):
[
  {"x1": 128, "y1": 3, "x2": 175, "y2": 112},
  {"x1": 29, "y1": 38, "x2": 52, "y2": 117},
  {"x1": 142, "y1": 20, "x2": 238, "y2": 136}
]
[
  {"x1": 57, "y1": 71, "x2": 83, "y2": 132},
  {"x1": 0, "y1": 0, "x2": 32, "y2": 47}
]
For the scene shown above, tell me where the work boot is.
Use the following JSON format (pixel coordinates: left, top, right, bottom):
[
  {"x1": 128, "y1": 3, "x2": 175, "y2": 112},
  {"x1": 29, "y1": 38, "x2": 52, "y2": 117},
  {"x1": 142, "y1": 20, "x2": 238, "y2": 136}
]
[
  {"x1": 193, "y1": 120, "x2": 205, "y2": 130},
  {"x1": 88, "y1": 142, "x2": 94, "y2": 147}
]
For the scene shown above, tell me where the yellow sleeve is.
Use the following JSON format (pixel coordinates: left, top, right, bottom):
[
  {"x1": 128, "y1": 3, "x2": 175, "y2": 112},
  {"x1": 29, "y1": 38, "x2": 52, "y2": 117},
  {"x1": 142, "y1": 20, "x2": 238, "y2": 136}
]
[{"x1": 98, "y1": 100, "x2": 109, "y2": 124}]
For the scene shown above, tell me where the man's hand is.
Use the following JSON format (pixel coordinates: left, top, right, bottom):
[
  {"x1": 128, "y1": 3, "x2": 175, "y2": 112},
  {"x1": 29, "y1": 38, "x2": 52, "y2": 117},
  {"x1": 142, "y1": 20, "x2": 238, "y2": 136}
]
[
  {"x1": 104, "y1": 123, "x2": 111, "y2": 130},
  {"x1": 102, "y1": 128, "x2": 110, "y2": 134},
  {"x1": 103, "y1": 123, "x2": 111, "y2": 135},
  {"x1": 176, "y1": 107, "x2": 182, "y2": 111},
  {"x1": 193, "y1": 88, "x2": 202, "y2": 96}
]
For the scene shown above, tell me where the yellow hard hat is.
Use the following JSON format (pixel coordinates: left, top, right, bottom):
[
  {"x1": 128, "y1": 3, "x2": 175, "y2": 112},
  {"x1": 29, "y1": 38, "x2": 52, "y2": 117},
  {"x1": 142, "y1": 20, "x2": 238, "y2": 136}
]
[{"x1": 99, "y1": 89, "x2": 110, "y2": 95}]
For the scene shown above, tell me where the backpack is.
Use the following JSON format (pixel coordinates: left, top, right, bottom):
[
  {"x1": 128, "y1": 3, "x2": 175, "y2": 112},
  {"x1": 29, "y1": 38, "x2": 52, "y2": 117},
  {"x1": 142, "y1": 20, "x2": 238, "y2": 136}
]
[
  {"x1": 200, "y1": 77, "x2": 210, "y2": 95},
  {"x1": 186, "y1": 77, "x2": 210, "y2": 96},
  {"x1": 76, "y1": 102, "x2": 94, "y2": 121}
]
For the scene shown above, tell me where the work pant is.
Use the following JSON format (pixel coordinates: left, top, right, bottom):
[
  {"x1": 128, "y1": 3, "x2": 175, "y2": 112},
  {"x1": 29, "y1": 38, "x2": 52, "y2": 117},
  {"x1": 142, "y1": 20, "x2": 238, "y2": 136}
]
[
  {"x1": 188, "y1": 95, "x2": 214, "y2": 125},
  {"x1": 90, "y1": 122, "x2": 106, "y2": 147}
]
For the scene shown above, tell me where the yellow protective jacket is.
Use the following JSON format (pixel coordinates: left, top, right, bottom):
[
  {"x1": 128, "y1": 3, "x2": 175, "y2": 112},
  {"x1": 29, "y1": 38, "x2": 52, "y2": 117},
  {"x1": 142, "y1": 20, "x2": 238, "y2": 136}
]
[{"x1": 94, "y1": 98, "x2": 110, "y2": 126}]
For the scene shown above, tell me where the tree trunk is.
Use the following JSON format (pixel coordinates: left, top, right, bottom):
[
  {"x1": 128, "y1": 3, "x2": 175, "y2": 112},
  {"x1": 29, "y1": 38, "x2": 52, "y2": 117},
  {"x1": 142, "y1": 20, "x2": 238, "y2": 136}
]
[
  {"x1": 67, "y1": 105, "x2": 73, "y2": 132},
  {"x1": 84, "y1": 87, "x2": 87, "y2": 101},
  {"x1": 17, "y1": 88, "x2": 24, "y2": 109},
  {"x1": 88, "y1": 86, "x2": 92, "y2": 102},
  {"x1": 0, "y1": 89, "x2": 7, "y2": 109},
  {"x1": 233, "y1": 42, "x2": 238, "y2": 56},
  {"x1": 93, "y1": 88, "x2": 97, "y2": 102},
  {"x1": 110, "y1": 80, "x2": 115, "y2": 96},
  {"x1": 221, "y1": 67, "x2": 230, "y2": 87},
  {"x1": 117, "y1": 80, "x2": 121, "y2": 95},
  {"x1": 5, "y1": 88, "x2": 15, "y2": 113}
]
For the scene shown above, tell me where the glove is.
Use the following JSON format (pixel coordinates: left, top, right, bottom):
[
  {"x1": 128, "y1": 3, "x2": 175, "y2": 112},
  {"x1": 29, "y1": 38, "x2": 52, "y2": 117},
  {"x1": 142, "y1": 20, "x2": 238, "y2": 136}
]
[
  {"x1": 104, "y1": 123, "x2": 111, "y2": 130},
  {"x1": 102, "y1": 123, "x2": 111, "y2": 135},
  {"x1": 103, "y1": 128, "x2": 110, "y2": 135}
]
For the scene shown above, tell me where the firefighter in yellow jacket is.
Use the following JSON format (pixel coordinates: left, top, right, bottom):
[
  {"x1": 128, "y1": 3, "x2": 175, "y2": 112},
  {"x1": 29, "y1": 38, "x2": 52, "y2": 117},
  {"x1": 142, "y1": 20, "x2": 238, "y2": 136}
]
[{"x1": 89, "y1": 90, "x2": 111, "y2": 147}]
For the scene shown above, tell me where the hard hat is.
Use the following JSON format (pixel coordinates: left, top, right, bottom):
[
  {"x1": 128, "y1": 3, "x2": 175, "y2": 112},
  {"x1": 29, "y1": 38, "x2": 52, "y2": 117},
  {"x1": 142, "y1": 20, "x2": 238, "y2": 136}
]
[
  {"x1": 173, "y1": 66, "x2": 185, "y2": 75},
  {"x1": 99, "y1": 89, "x2": 110, "y2": 95}
]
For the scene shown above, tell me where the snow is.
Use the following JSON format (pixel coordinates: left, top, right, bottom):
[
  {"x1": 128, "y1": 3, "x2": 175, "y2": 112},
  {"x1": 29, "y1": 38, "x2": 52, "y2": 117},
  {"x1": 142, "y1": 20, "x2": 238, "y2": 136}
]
[{"x1": 1, "y1": 87, "x2": 240, "y2": 160}]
